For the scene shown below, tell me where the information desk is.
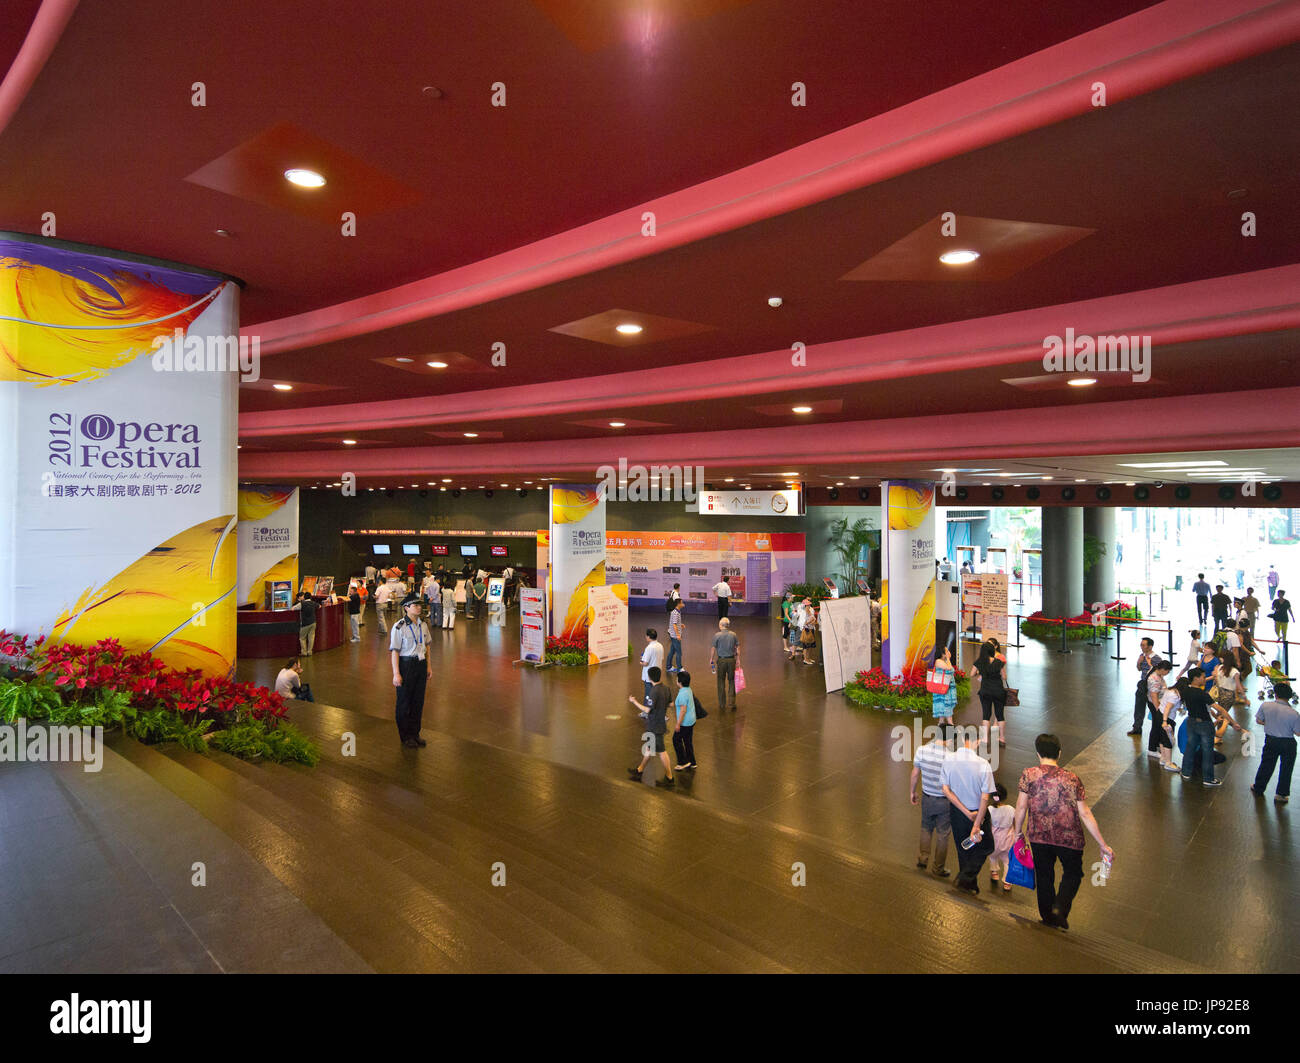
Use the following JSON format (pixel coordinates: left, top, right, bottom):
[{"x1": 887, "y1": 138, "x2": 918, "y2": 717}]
[{"x1": 236, "y1": 599, "x2": 346, "y2": 659}]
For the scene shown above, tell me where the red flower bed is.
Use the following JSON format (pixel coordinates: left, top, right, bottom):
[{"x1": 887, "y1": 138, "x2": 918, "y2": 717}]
[
  {"x1": 545, "y1": 636, "x2": 587, "y2": 654},
  {"x1": 1, "y1": 631, "x2": 288, "y2": 720},
  {"x1": 852, "y1": 665, "x2": 967, "y2": 694}
]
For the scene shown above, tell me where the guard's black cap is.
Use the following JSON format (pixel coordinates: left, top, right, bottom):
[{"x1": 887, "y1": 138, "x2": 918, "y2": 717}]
[{"x1": 400, "y1": 593, "x2": 422, "y2": 607}]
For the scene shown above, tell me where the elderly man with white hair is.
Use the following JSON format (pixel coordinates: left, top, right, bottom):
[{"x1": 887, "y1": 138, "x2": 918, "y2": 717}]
[{"x1": 708, "y1": 617, "x2": 741, "y2": 710}]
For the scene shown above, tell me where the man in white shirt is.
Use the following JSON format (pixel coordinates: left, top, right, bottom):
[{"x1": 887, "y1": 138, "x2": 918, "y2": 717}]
[
  {"x1": 374, "y1": 580, "x2": 393, "y2": 634},
  {"x1": 364, "y1": 564, "x2": 377, "y2": 582},
  {"x1": 941, "y1": 731, "x2": 997, "y2": 894},
  {"x1": 640, "y1": 628, "x2": 665, "y2": 707},
  {"x1": 712, "y1": 575, "x2": 733, "y2": 619}
]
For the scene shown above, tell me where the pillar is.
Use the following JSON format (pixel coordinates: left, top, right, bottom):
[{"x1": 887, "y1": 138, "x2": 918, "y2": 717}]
[
  {"x1": 1041, "y1": 507, "x2": 1083, "y2": 619},
  {"x1": 1083, "y1": 507, "x2": 1117, "y2": 607},
  {"x1": 0, "y1": 235, "x2": 239, "y2": 675}
]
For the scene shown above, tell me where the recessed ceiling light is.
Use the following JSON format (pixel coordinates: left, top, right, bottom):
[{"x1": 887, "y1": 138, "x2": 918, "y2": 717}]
[
  {"x1": 1075, "y1": 478, "x2": 1086, "y2": 482},
  {"x1": 836, "y1": 482, "x2": 844, "y2": 486},
  {"x1": 273, "y1": 383, "x2": 293, "y2": 391},
  {"x1": 427, "y1": 481, "x2": 437, "y2": 486},
  {"x1": 996, "y1": 473, "x2": 1014, "y2": 477},
  {"x1": 284, "y1": 168, "x2": 326, "y2": 188},
  {"x1": 939, "y1": 249, "x2": 979, "y2": 266},
  {"x1": 427, "y1": 361, "x2": 448, "y2": 369},
  {"x1": 440, "y1": 487, "x2": 447, "y2": 491},
  {"x1": 849, "y1": 476, "x2": 859, "y2": 480},
  {"x1": 1041, "y1": 476, "x2": 1053, "y2": 480},
  {"x1": 982, "y1": 483, "x2": 991, "y2": 486},
  {"x1": 768, "y1": 297, "x2": 783, "y2": 308},
  {"x1": 725, "y1": 478, "x2": 734, "y2": 483},
  {"x1": 792, "y1": 406, "x2": 813, "y2": 414},
  {"x1": 1125, "y1": 482, "x2": 1137, "y2": 486},
  {"x1": 608, "y1": 421, "x2": 626, "y2": 428},
  {"x1": 342, "y1": 439, "x2": 357, "y2": 445},
  {"x1": 615, "y1": 323, "x2": 643, "y2": 335},
  {"x1": 368, "y1": 487, "x2": 374, "y2": 492},
  {"x1": 500, "y1": 483, "x2": 509, "y2": 487},
  {"x1": 1119, "y1": 460, "x2": 1228, "y2": 469},
  {"x1": 524, "y1": 481, "x2": 532, "y2": 484},
  {"x1": 236, "y1": 444, "x2": 242, "y2": 449},
  {"x1": 1067, "y1": 378, "x2": 1097, "y2": 387},
  {"x1": 394, "y1": 357, "x2": 414, "y2": 363},
  {"x1": 463, "y1": 432, "x2": 478, "y2": 438},
  {"x1": 1013, "y1": 484, "x2": 1021, "y2": 488}
]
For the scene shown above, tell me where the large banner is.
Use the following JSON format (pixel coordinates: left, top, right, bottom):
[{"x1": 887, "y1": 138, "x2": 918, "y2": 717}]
[
  {"x1": 237, "y1": 484, "x2": 299, "y2": 607},
  {"x1": 586, "y1": 584, "x2": 629, "y2": 665},
  {"x1": 520, "y1": 586, "x2": 545, "y2": 662},
  {"x1": 540, "y1": 530, "x2": 804, "y2": 608},
  {"x1": 548, "y1": 484, "x2": 606, "y2": 638},
  {"x1": 881, "y1": 480, "x2": 936, "y2": 680},
  {"x1": 0, "y1": 237, "x2": 239, "y2": 675},
  {"x1": 820, "y1": 596, "x2": 873, "y2": 693}
]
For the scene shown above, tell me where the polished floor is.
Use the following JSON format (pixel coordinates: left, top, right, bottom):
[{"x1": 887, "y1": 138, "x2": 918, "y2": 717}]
[{"x1": 2, "y1": 605, "x2": 1294, "y2": 972}]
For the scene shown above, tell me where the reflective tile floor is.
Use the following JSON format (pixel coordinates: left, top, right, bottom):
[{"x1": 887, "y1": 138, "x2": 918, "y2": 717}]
[{"x1": 2, "y1": 609, "x2": 1294, "y2": 972}]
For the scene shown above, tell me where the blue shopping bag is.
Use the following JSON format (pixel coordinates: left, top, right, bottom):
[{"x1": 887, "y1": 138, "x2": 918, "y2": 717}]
[{"x1": 1005, "y1": 837, "x2": 1035, "y2": 889}]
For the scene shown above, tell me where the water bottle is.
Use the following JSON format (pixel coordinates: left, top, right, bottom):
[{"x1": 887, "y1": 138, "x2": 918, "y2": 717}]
[
  {"x1": 1098, "y1": 851, "x2": 1113, "y2": 882},
  {"x1": 960, "y1": 829, "x2": 983, "y2": 850}
]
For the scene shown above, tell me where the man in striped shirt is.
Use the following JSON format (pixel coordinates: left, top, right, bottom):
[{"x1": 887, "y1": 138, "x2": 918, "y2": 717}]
[{"x1": 910, "y1": 726, "x2": 954, "y2": 878}]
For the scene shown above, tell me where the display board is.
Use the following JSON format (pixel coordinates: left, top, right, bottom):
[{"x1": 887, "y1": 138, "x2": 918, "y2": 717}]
[
  {"x1": 237, "y1": 484, "x2": 299, "y2": 607},
  {"x1": 881, "y1": 480, "x2": 937, "y2": 679},
  {"x1": 538, "y1": 530, "x2": 803, "y2": 607},
  {"x1": 520, "y1": 587, "x2": 545, "y2": 663},
  {"x1": 0, "y1": 236, "x2": 239, "y2": 676},
  {"x1": 698, "y1": 489, "x2": 801, "y2": 516},
  {"x1": 969, "y1": 572, "x2": 1009, "y2": 644},
  {"x1": 820, "y1": 596, "x2": 873, "y2": 693},
  {"x1": 586, "y1": 584, "x2": 630, "y2": 665},
  {"x1": 487, "y1": 577, "x2": 505, "y2": 603}
]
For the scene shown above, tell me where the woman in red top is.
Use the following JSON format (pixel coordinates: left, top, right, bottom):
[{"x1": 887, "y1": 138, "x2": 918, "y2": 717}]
[{"x1": 1013, "y1": 733, "x2": 1114, "y2": 931}]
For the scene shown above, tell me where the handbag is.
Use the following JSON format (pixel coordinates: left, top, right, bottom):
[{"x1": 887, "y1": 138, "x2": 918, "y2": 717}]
[
  {"x1": 1006, "y1": 837, "x2": 1035, "y2": 888},
  {"x1": 734, "y1": 667, "x2": 746, "y2": 693},
  {"x1": 1004, "y1": 687, "x2": 1020, "y2": 707},
  {"x1": 925, "y1": 668, "x2": 951, "y2": 694},
  {"x1": 693, "y1": 695, "x2": 708, "y2": 720},
  {"x1": 800, "y1": 629, "x2": 816, "y2": 646}
]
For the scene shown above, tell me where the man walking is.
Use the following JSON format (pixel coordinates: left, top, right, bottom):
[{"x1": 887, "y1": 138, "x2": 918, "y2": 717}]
[
  {"x1": 1268, "y1": 565, "x2": 1280, "y2": 601},
  {"x1": 639, "y1": 628, "x2": 665, "y2": 706},
  {"x1": 298, "y1": 591, "x2": 317, "y2": 656},
  {"x1": 627, "y1": 666, "x2": 674, "y2": 789},
  {"x1": 1192, "y1": 572, "x2": 1211, "y2": 626},
  {"x1": 374, "y1": 578, "x2": 392, "y2": 635},
  {"x1": 940, "y1": 729, "x2": 996, "y2": 894},
  {"x1": 709, "y1": 617, "x2": 740, "y2": 710},
  {"x1": 1210, "y1": 584, "x2": 1232, "y2": 634},
  {"x1": 666, "y1": 599, "x2": 684, "y2": 674},
  {"x1": 1252, "y1": 682, "x2": 1299, "y2": 804},
  {"x1": 1128, "y1": 637, "x2": 1155, "y2": 737},
  {"x1": 1242, "y1": 587, "x2": 1262, "y2": 635},
  {"x1": 910, "y1": 725, "x2": 953, "y2": 878},
  {"x1": 390, "y1": 593, "x2": 431, "y2": 749},
  {"x1": 713, "y1": 575, "x2": 732, "y2": 619}
]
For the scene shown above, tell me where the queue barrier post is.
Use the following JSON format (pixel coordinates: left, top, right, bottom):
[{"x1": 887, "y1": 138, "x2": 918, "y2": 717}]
[
  {"x1": 1007, "y1": 614, "x2": 1024, "y2": 649},
  {"x1": 1165, "y1": 621, "x2": 1175, "y2": 665},
  {"x1": 1110, "y1": 614, "x2": 1126, "y2": 661},
  {"x1": 1057, "y1": 616, "x2": 1072, "y2": 655}
]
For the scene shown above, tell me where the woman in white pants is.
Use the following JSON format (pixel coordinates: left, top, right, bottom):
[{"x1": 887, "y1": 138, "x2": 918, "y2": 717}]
[{"x1": 441, "y1": 581, "x2": 456, "y2": 628}]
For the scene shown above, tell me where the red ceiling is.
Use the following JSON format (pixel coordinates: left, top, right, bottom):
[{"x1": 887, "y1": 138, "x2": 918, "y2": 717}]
[
  {"x1": 5, "y1": 0, "x2": 1300, "y2": 487},
  {"x1": 0, "y1": 0, "x2": 1158, "y2": 324}
]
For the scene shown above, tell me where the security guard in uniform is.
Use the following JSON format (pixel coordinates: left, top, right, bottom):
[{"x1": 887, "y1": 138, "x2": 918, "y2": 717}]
[{"x1": 390, "y1": 593, "x2": 432, "y2": 748}]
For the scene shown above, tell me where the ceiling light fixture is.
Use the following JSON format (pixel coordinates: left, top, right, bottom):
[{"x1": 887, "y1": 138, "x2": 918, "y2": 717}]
[
  {"x1": 342, "y1": 439, "x2": 357, "y2": 445},
  {"x1": 284, "y1": 168, "x2": 326, "y2": 188},
  {"x1": 792, "y1": 406, "x2": 813, "y2": 414},
  {"x1": 615, "y1": 323, "x2": 643, "y2": 335},
  {"x1": 426, "y1": 361, "x2": 448, "y2": 369},
  {"x1": 394, "y1": 357, "x2": 414, "y2": 363},
  {"x1": 768, "y1": 297, "x2": 783, "y2": 308},
  {"x1": 1067, "y1": 378, "x2": 1097, "y2": 387},
  {"x1": 463, "y1": 432, "x2": 478, "y2": 438},
  {"x1": 608, "y1": 421, "x2": 626, "y2": 428},
  {"x1": 272, "y1": 383, "x2": 293, "y2": 391},
  {"x1": 939, "y1": 249, "x2": 979, "y2": 265}
]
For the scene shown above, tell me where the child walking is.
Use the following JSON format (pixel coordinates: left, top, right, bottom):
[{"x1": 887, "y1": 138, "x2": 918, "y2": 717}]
[{"x1": 987, "y1": 783, "x2": 1015, "y2": 893}]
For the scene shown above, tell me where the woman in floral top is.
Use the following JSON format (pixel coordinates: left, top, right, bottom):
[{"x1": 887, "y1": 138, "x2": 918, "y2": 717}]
[{"x1": 1013, "y1": 733, "x2": 1113, "y2": 931}]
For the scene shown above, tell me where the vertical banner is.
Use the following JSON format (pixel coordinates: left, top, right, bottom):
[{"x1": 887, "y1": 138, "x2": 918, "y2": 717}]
[
  {"x1": 586, "y1": 584, "x2": 629, "y2": 665},
  {"x1": 0, "y1": 237, "x2": 239, "y2": 675},
  {"x1": 548, "y1": 484, "x2": 605, "y2": 638},
  {"x1": 520, "y1": 586, "x2": 546, "y2": 662},
  {"x1": 237, "y1": 484, "x2": 299, "y2": 606},
  {"x1": 881, "y1": 480, "x2": 936, "y2": 679},
  {"x1": 820, "y1": 596, "x2": 873, "y2": 693},
  {"x1": 935, "y1": 581, "x2": 960, "y2": 665}
]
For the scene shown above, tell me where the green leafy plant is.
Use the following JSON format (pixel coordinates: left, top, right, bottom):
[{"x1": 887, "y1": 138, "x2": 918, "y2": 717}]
[
  {"x1": 828, "y1": 518, "x2": 876, "y2": 592},
  {"x1": 209, "y1": 718, "x2": 320, "y2": 765},
  {"x1": 0, "y1": 677, "x2": 61, "y2": 724},
  {"x1": 1083, "y1": 534, "x2": 1107, "y2": 576},
  {"x1": 130, "y1": 708, "x2": 212, "y2": 752}
]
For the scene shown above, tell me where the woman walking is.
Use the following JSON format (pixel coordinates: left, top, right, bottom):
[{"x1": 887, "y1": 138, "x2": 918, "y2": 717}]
[
  {"x1": 672, "y1": 670, "x2": 697, "y2": 771},
  {"x1": 973, "y1": 639, "x2": 1009, "y2": 748},
  {"x1": 1211, "y1": 659, "x2": 1245, "y2": 744},
  {"x1": 930, "y1": 644, "x2": 958, "y2": 728},
  {"x1": 787, "y1": 598, "x2": 805, "y2": 660},
  {"x1": 1156, "y1": 678, "x2": 1185, "y2": 772},
  {"x1": 1145, "y1": 660, "x2": 1172, "y2": 757},
  {"x1": 800, "y1": 603, "x2": 819, "y2": 665}
]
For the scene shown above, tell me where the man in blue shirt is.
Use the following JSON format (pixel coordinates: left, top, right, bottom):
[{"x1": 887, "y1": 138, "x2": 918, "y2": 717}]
[
  {"x1": 1252, "y1": 683, "x2": 1300, "y2": 804},
  {"x1": 1192, "y1": 573, "x2": 1211, "y2": 626}
]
